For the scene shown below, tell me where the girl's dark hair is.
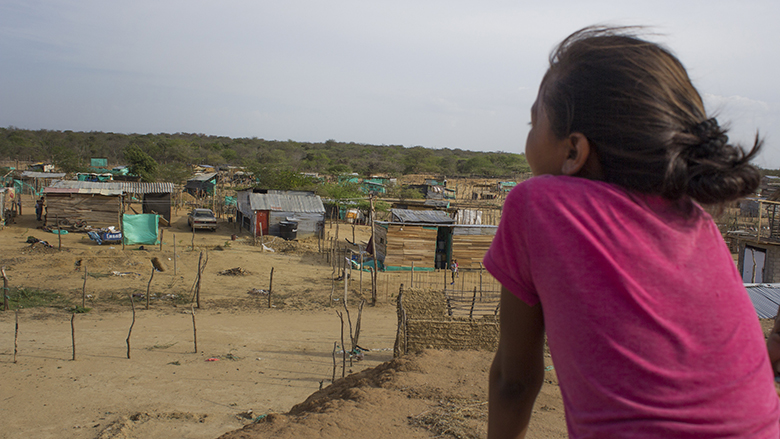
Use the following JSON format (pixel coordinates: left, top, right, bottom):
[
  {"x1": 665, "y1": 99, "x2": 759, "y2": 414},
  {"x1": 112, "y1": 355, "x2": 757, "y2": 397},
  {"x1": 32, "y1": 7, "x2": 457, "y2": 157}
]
[{"x1": 541, "y1": 26, "x2": 762, "y2": 204}]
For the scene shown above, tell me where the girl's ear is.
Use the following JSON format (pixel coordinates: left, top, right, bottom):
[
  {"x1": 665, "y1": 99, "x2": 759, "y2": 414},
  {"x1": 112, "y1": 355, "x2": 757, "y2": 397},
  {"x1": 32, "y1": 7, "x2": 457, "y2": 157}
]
[{"x1": 560, "y1": 132, "x2": 594, "y2": 177}]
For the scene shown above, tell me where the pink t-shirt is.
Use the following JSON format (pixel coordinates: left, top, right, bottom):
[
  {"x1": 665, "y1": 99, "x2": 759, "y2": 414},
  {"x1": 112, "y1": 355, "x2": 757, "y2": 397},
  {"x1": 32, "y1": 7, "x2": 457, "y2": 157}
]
[{"x1": 484, "y1": 176, "x2": 780, "y2": 438}]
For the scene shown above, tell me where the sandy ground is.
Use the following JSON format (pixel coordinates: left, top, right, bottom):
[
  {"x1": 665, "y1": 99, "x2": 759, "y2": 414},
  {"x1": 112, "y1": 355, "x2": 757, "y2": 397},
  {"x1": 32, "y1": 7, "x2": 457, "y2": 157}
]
[{"x1": 0, "y1": 199, "x2": 565, "y2": 439}]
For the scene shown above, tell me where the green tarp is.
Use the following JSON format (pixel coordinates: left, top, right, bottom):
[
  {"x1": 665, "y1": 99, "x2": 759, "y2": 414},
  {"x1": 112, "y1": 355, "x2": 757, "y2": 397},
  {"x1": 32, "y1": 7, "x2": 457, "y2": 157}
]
[{"x1": 122, "y1": 214, "x2": 159, "y2": 245}]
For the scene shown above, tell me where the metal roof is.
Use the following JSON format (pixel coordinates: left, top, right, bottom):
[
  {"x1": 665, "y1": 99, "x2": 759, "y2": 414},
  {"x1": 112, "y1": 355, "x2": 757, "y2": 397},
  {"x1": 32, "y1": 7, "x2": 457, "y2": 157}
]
[
  {"x1": 20, "y1": 171, "x2": 67, "y2": 179},
  {"x1": 44, "y1": 186, "x2": 122, "y2": 196},
  {"x1": 48, "y1": 180, "x2": 175, "y2": 194},
  {"x1": 745, "y1": 284, "x2": 780, "y2": 318},
  {"x1": 248, "y1": 193, "x2": 325, "y2": 213},
  {"x1": 391, "y1": 209, "x2": 454, "y2": 224},
  {"x1": 188, "y1": 172, "x2": 218, "y2": 182}
]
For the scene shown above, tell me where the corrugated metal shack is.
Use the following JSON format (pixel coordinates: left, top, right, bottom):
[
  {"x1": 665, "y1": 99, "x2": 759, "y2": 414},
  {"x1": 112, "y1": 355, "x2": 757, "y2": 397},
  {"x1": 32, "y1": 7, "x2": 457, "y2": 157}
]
[
  {"x1": 45, "y1": 180, "x2": 176, "y2": 226},
  {"x1": 236, "y1": 189, "x2": 325, "y2": 239},
  {"x1": 745, "y1": 283, "x2": 780, "y2": 318},
  {"x1": 373, "y1": 209, "x2": 497, "y2": 271},
  {"x1": 185, "y1": 172, "x2": 218, "y2": 196}
]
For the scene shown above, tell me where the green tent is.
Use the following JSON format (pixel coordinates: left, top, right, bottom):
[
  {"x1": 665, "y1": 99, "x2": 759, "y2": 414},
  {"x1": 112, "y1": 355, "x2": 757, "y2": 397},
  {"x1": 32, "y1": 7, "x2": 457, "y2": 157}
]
[{"x1": 122, "y1": 214, "x2": 159, "y2": 245}]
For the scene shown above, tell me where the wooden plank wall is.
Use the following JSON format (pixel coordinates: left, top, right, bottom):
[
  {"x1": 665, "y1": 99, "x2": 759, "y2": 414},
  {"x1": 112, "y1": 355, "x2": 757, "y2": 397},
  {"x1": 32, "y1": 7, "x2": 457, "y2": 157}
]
[
  {"x1": 46, "y1": 194, "x2": 121, "y2": 228},
  {"x1": 374, "y1": 225, "x2": 388, "y2": 261},
  {"x1": 452, "y1": 226, "x2": 496, "y2": 269},
  {"x1": 384, "y1": 225, "x2": 437, "y2": 268}
]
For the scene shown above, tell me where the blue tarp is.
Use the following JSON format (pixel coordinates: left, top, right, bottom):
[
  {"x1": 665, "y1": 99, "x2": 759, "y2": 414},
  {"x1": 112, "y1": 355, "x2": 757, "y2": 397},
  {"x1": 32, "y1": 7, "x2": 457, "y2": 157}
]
[{"x1": 122, "y1": 214, "x2": 159, "y2": 245}]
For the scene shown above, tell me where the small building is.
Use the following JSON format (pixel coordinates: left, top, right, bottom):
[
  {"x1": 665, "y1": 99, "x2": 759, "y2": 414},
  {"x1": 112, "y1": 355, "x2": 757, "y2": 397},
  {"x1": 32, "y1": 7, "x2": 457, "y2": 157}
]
[
  {"x1": 46, "y1": 180, "x2": 176, "y2": 225},
  {"x1": 735, "y1": 200, "x2": 780, "y2": 283},
  {"x1": 407, "y1": 182, "x2": 456, "y2": 200},
  {"x1": 236, "y1": 189, "x2": 325, "y2": 239},
  {"x1": 361, "y1": 178, "x2": 387, "y2": 195},
  {"x1": 44, "y1": 186, "x2": 123, "y2": 228},
  {"x1": 373, "y1": 209, "x2": 497, "y2": 271},
  {"x1": 90, "y1": 157, "x2": 109, "y2": 169},
  {"x1": 185, "y1": 172, "x2": 219, "y2": 197}
]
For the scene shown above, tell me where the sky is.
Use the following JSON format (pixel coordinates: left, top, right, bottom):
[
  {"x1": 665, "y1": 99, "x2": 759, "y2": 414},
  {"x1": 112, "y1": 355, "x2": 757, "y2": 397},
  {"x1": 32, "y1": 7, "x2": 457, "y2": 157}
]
[{"x1": 1, "y1": 1, "x2": 779, "y2": 167}]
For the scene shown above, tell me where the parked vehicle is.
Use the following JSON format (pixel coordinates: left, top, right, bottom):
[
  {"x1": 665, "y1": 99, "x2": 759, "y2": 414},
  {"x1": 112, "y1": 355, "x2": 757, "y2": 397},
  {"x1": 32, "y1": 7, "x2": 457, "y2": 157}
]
[{"x1": 188, "y1": 208, "x2": 217, "y2": 231}]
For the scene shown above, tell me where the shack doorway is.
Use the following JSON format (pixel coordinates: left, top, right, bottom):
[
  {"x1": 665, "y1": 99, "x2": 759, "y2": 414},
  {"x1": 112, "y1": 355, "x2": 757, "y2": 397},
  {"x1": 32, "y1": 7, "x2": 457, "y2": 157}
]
[
  {"x1": 255, "y1": 210, "x2": 269, "y2": 236},
  {"x1": 435, "y1": 226, "x2": 452, "y2": 269},
  {"x1": 743, "y1": 246, "x2": 767, "y2": 283}
]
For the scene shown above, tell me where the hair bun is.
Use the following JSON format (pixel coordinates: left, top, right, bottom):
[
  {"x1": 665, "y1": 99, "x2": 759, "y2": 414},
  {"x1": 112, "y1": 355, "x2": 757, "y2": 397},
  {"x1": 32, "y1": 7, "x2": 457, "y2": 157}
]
[{"x1": 686, "y1": 118, "x2": 729, "y2": 159}]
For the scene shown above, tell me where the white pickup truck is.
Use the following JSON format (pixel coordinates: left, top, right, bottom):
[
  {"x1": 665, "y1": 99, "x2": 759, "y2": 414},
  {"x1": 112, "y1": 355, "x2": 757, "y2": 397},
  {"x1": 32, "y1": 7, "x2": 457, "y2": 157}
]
[{"x1": 187, "y1": 208, "x2": 218, "y2": 231}]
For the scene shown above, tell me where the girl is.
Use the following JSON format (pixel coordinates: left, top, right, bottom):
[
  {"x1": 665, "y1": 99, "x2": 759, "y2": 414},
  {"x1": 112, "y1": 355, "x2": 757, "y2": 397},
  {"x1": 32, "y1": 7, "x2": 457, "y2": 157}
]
[{"x1": 484, "y1": 27, "x2": 780, "y2": 438}]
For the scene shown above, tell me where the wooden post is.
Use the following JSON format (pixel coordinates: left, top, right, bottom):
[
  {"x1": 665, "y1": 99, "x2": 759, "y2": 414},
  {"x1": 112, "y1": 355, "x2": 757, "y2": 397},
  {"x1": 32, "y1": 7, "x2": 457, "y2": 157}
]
[
  {"x1": 126, "y1": 293, "x2": 136, "y2": 359},
  {"x1": 410, "y1": 262, "x2": 414, "y2": 289},
  {"x1": 344, "y1": 257, "x2": 349, "y2": 306},
  {"x1": 159, "y1": 228, "x2": 164, "y2": 251},
  {"x1": 191, "y1": 226, "x2": 195, "y2": 250},
  {"x1": 14, "y1": 309, "x2": 19, "y2": 363},
  {"x1": 330, "y1": 266, "x2": 335, "y2": 307},
  {"x1": 146, "y1": 267, "x2": 155, "y2": 310},
  {"x1": 82, "y1": 263, "x2": 87, "y2": 308},
  {"x1": 121, "y1": 213, "x2": 125, "y2": 250},
  {"x1": 173, "y1": 234, "x2": 177, "y2": 275},
  {"x1": 331, "y1": 341, "x2": 337, "y2": 383},
  {"x1": 56, "y1": 214, "x2": 62, "y2": 251},
  {"x1": 195, "y1": 251, "x2": 203, "y2": 309},
  {"x1": 71, "y1": 313, "x2": 76, "y2": 361},
  {"x1": 443, "y1": 267, "x2": 448, "y2": 292},
  {"x1": 191, "y1": 303, "x2": 198, "y2": 353},
  {"x1": 359, "y1": 252, "x2": 363, "y2": 296},
  {"x1": 258, "y1": 217, "x2": 264, "y2": 246},
  {"x1": 336, "y1": 310, "x2": 346, "y2": 378},
  {"x1": 353, "y1": 299, "x2": 365, "y2": 350},
  {"x1": 470, "y1": 287, "x2": 477, "y2": 320},
  {"x1": 268, "y1": 267, "x2": 274, "y2": 308},
  {"x1": 2, "y1": 266, "x2": 9, "y2": 311}
]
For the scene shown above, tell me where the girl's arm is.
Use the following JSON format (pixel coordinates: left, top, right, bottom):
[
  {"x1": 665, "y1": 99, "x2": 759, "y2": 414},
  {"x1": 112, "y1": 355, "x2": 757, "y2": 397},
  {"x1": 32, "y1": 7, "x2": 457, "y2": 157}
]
[
  {"x1": 488, "y1": 286, "x2": 546, "y2": 439},
  {"x1": 767, "y1": 306, "x2": 780, "y2": 377}
]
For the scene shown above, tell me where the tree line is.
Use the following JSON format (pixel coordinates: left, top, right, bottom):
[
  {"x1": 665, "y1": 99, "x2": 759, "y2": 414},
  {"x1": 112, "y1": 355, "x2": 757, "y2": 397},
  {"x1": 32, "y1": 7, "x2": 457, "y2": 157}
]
[{"x1": 0, "y1": 127, "x2": 530, "y2": 183}]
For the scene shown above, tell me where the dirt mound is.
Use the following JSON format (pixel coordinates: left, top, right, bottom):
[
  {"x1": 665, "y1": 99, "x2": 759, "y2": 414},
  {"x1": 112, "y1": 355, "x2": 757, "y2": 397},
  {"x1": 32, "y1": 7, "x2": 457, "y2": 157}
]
[{"x1": 217, "y1": 350, "x2": 492, "y2": 439}]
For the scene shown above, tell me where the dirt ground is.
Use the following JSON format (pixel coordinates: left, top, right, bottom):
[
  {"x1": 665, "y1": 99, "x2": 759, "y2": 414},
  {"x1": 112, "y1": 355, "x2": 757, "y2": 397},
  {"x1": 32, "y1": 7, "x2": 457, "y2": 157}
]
[
  {"x1": 1, "y1": 198, "x2": 774, "y2": 439},
  {"x1": 0, "y1": 198, "x2": 564, "y2": 439}
]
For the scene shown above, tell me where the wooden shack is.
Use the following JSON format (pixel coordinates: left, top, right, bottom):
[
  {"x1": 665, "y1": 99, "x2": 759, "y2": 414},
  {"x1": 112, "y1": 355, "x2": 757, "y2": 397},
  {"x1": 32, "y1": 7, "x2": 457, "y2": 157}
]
[
  {"x1": 451, "y1": 225, "x2": 497, "y2": 269},
  {"x1": 45, "y1": 181, "x2": 176, "y2": 226},
  {"x1": 374, "y1": 209, "x2": 496, "y2": 271},
  {"x1": 44, "y1": 187, "x2": 122, "y2": 228}
]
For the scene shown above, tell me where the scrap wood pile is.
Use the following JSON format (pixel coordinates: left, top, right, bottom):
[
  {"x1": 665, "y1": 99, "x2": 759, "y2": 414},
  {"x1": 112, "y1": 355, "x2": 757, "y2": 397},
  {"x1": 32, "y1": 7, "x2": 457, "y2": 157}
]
[{"x1": 219, "y1": 267, "x2": 249, "y2": 276}]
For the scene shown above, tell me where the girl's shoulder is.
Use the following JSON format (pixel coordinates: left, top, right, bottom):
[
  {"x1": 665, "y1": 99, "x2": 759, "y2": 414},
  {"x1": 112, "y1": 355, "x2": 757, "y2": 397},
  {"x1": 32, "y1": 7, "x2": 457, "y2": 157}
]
[
  {"x1": 509, "y1": 175, "x2": 618, "y2": 206},
  {"x1": 508, "y1": 175, "x2": 706, "y2": 223}
]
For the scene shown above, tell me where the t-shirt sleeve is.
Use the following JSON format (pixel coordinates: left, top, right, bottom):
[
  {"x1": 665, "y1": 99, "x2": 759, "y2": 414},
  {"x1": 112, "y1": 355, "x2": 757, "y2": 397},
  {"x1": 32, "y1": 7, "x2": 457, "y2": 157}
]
[{"x1": 483, "y1": 182, "x2": 539, "y2": 306}]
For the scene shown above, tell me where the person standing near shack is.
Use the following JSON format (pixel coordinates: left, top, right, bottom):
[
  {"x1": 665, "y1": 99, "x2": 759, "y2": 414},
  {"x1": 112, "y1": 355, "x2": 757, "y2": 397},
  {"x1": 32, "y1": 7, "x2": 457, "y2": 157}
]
[
  {"x1": 450, "y1": 259, "x2": 459, "y2": 285},
  {"x1": 35, "y1": 197, "x2": 44, "y2": 221}
]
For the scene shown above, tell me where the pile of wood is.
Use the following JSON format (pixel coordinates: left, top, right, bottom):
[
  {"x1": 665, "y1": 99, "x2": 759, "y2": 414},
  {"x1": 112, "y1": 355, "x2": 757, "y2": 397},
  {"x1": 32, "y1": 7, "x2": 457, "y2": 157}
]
[{"x1": 218, "y1": 267, "x2": 248, "y2": 276}]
